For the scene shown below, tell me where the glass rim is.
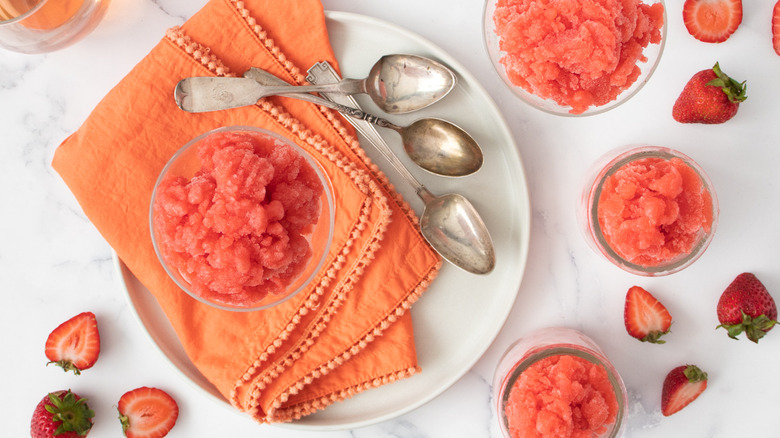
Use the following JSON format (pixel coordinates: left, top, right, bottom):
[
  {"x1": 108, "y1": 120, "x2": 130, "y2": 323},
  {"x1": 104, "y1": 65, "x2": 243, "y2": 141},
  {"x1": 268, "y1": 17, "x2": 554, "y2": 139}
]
[
  {"x1": 0, "y1": 0, "x2": 47, "y2": 25},
  {"x1": 481, "y1": 0, "x2": 668, "y2": 117},
  {"x1": 586, "y1": 145, "x2": 718, "y2": 276},
  {"x1": 495, "y1": 343, "x2": 628, "y2": 438},
  {"x1": 149, "y1": 125, "x2": 336, "y2": 312}
]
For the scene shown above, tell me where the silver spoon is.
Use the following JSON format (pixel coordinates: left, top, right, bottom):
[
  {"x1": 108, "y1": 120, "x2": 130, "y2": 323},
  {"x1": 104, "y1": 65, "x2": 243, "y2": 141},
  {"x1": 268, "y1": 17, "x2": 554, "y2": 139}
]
[
  {"x1": 211, "y1": 54, "x2": 456, "y2": 114},
  {"x1": 274, "y1": 54, "x2": 455, "y2": 113},
  {"x1": 305, "y1": 61, "x2": 495, "y2": 275},
  {"x1": 174, "y1": 75, "x2": 483, "y2": 177},
  {"x1": 351, "y1": 54, "x2": 456, "y2": 113}
]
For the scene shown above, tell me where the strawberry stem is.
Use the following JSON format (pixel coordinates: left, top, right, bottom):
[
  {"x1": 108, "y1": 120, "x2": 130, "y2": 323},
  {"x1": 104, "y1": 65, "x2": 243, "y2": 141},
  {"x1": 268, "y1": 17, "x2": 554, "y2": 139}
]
[
  {"x1": 119, "y1": 411, "x2": 131, "y2": 435},
  {"x1": 706, "y1": 62, "x2": 747, "y2": 103},
  {"x1": 683, "y1": 365, "x2": 708, "y2": 382},
  {"x1": 642, "y1": 329, "x2": 670, "y2": 344},
  {"x1": 46, "y1": 390, "x2": 94, "y2": 436},
  {"x1": 47, "y1": 359, "x2": 82, "y2": 375},
  {"x1": 717, "y1": 310, "x2": 777, "y2": 343}
]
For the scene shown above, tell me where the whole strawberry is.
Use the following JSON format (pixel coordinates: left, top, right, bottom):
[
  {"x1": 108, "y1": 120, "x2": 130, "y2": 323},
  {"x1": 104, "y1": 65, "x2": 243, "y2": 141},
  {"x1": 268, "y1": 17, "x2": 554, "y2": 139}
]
[
  {"x1": 31, "y1": 390, "x2": 94, "y2": 438},
  {"x1": 672, "y1": 62, "x2": 746, "y2": 124},
  {"x1": 716, "y1": 272, "x2": 777, "y2": 343}
]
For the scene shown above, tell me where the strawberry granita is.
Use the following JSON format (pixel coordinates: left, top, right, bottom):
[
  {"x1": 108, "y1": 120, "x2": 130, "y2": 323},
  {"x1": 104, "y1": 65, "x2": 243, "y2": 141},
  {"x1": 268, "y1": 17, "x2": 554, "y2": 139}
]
[
  {"x1": 504, "y1": 354, "x2": 619, "y2": 438},
  {"x1": 597, "y1": 155, "x2": 713, "y2": 267},
  {"x1": 491, "y1": 0, "x2": 665, "y2": 114},
  {"x1": 152, "y1": 129, "x2": 325, "y2": 308}
]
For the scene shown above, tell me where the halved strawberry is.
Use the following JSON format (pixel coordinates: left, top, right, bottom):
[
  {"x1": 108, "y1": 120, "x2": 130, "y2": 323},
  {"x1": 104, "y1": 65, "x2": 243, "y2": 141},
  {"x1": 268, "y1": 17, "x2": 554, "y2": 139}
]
[
  {"x1": 118, "y1": 387, "x2": 179, "y2": 438},
  {"x1": 624, "y1": 286, "x2": 672, "y2": 343},
  {"x1": 683, "y1": 0, "x2": 743, "y2": 43},
  {"x1": 773, "y1": 1, "x2": 780, "y2": 55},
  {"x1": 661, "y1": 365, "x2": 708, "y2": 416},
  {"x1": 45, "y1": 312, "x2": 100, "y2": 374}
]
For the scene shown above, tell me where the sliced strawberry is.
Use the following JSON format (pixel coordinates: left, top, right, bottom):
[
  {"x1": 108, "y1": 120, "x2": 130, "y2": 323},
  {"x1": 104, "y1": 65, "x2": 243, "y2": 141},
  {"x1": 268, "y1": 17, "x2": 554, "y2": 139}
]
[
  {"x1": 45, "y1": 312, "x2": 100, "y2": 375},
  {"x1": 683, "y1": 0, "x2": 743, "y2": 43},
  {"x1": 624, "y1": 286, "x2": 673, "y2": 343},
  {"x1": 773, "y1": 1, "x2": 780, "y2": 55},
  {"x1": 118, "y1": 387, "x2": 179, "y2": 438},
  {"x1": 661, "y1": 365, "x2": 708, "y2": 416}
]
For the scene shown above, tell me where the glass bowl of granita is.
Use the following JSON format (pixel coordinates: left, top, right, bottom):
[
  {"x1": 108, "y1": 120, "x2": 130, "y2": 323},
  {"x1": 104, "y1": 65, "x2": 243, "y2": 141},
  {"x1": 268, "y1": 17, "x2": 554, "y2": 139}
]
[
  {"x1": 483, "y1": 0, "x2": 667, "y2": 116},
  {"x1": 579, "y1": 145, "x2": 718, "y2": 276},
  {"x1": 150, "y1": 126, "x2": 335, "y2": 311},
  {"x1": 494, "y1": 327, "x2": 628, "y2": 438}
]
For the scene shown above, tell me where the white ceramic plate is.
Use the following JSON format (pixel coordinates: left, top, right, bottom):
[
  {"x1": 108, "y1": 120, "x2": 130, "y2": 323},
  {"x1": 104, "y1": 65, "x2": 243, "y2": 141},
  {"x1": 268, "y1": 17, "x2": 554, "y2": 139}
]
[{"x1": 117, "y1": 11, "x2": 531, "y2": 430}]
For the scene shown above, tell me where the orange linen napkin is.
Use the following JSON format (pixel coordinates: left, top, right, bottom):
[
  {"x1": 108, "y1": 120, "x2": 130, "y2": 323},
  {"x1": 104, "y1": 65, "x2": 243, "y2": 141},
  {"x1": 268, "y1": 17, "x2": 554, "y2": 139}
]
[{"x1": 52, "y1": 0, "x2": 441, "y2": 423}]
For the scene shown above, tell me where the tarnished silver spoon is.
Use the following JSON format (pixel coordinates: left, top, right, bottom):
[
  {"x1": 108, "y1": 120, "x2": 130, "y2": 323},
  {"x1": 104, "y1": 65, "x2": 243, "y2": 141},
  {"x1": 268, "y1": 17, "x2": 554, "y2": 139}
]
[
  {"x1": 174, "y1": 75, "x2": 483, "y2": 177},
  {"x1": 205, "y1": 54, "x2": 455, "y2": 114},
  {"x1": 272, "y1": 54, "x2": 455, "y2": 113},
  {"x1": 354, "y1": 54, "x2": 456, "y2": 114},
  {"x1": 304, "y1": 61, "x2": 496, "y2": 275}
]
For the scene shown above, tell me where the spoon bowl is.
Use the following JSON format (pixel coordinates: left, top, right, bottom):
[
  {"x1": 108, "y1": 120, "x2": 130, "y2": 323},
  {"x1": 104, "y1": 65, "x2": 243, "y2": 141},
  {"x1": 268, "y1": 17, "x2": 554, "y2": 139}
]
[
  {"x1": 395, "y1": 118, "x2": 483, "y2": 177},
  {"x1": 366, "y1": 54, "x2": 457, "y2": 114},
  {"x1": 418, "y1": 189, "x2": 496, "y2": 275}
]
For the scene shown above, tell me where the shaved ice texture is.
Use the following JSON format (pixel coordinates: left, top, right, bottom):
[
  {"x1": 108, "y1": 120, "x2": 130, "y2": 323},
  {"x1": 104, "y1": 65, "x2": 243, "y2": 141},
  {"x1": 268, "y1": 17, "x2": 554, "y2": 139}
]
[
  {"x1": 153, "y1": 130, "x2": 324, "y2": 308},
  {"x1": 597, "y1": 157, "x2": 713, "y2": 267},
  {"x1": 504, "y1": 354, "x2": 619, "y2": 438},
  {"x1": 492, "y1": 0, "x2": 664, "y2": 114}
]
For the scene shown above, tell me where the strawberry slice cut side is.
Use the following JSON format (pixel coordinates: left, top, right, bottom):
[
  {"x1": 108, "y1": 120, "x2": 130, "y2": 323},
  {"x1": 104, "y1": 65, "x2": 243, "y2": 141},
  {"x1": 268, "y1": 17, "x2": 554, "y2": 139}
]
[
  {"x1": 661, "y1": 365, "x2": 708, "y2": 416},
  {"x1": 118, "y1": 387, "x2": 179, "y2": 438},
  {"x1": 683, "y1": 0, "x2": 743, "y2": 43},
  {"x1": 44, "y1": 311, "x2": 100, "y2": 374},
  {"x1": 624, "y1": 286, "x2": 673, "y2": 343},
  {"x1": 773, "y1": 1, "x2": 780, "y2": 55}
]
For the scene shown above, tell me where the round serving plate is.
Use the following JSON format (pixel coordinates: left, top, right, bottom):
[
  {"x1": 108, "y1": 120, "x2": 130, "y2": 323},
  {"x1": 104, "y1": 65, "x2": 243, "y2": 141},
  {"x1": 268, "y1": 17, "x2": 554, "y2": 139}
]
[{"x1": 116, "y1": 10, "x2": 531, "y2": 430}]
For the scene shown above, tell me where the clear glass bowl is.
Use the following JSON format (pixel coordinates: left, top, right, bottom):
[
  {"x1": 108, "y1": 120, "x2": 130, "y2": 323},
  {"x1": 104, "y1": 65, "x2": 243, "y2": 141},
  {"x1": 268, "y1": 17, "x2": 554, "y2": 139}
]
[
  {"x1": 0, "y1": 0, "x2": 110, "y2": 54},
  {"x1": 483, "y1": 0, "x2": 667, "y2": 116},
  {"x1": 579, "y1": 145, "x2": 718, "y2": 276},
  {"x1": 494, "y1": 327, "x2": 628, "y2": 438},
  {"x1": 150, "y1": 126, "x2": 335, "y2": 312}
]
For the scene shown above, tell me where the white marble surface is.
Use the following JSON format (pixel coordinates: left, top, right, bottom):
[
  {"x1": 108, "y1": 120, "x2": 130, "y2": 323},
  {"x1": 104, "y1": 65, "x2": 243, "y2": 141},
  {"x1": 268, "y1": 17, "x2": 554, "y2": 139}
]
[{"x1": 4, "y1": 0, "x2": 780, "y2": 436}]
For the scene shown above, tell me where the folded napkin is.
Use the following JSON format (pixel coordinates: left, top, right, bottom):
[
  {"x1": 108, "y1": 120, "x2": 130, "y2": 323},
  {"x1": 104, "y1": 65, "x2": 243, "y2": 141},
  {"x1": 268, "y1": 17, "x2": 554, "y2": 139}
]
[{"x1": 52, "y1": 0, "x2": 441, "y2": 423}]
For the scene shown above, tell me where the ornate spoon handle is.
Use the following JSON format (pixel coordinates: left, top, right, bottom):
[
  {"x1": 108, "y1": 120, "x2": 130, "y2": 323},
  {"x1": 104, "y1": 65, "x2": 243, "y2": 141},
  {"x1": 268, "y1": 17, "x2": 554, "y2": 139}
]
[{"x1": 303, "y1": 62, "x2": 427, "y2": 197}]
